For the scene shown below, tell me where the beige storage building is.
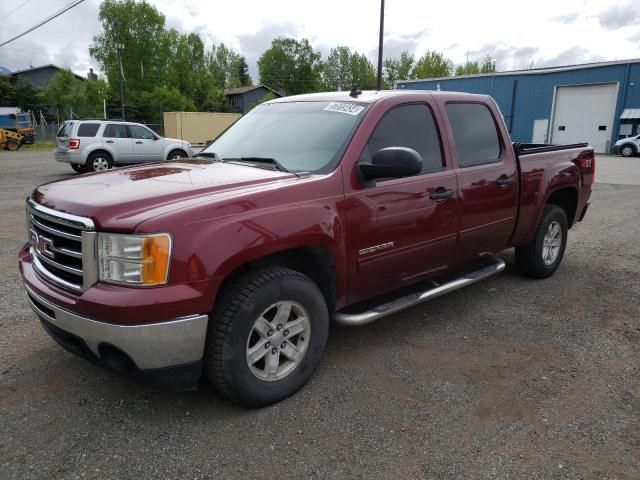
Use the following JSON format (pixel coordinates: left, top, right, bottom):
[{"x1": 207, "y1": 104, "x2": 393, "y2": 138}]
[{"x1": 163, "y1": 112, "x2": 241, "y2": 144}]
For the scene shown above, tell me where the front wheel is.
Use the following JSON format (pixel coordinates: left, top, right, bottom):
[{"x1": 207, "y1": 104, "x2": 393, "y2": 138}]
[
  {"x1": 167, "y1": 149, "x2": 187, "y2": 160},
  {"x1": 621, "y1": 145, "x2": 635, "y2": 157},
  {"x1": 515, "y1": 205, "x2": 568, "y2": 278},
  {"x1": 204, "y1": 267, "x2": 329, "y2": 406}
]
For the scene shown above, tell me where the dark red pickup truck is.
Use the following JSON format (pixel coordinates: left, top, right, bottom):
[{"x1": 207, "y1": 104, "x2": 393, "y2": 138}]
[{"x1": 19, "y1": 90, "x2": 594, "y2": 406}]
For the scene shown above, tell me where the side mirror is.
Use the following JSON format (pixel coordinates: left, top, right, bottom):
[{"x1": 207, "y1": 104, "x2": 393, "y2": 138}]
[{"x1": 358, "y1": 147, "x2": 423, "y2": 183}]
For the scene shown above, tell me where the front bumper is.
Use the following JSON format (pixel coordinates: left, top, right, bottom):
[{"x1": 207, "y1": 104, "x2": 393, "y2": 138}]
[{"x1": 24, "y1": 283, "x2": 208, "y2": 390}]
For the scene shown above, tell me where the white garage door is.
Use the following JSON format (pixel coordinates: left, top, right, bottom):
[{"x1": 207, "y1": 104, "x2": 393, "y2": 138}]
[{"x1": 550, "y1": 83, "x2": 618, "y2": 153}]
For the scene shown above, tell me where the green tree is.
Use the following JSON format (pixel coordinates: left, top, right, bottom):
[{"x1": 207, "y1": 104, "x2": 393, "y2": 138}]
[
  {"x1": 199, "y1": 87, "x2": 231, "y2": 113},
  {"x1": 208, "y1": 43, "x2": 242, "y2": 89},
  {"x1": 412, "y1": 51, "x2": 452, "y2": 79},
  {"x1": 383, "y1": 51, "x2": 414, "y2": 89},
  {"x1": 40, "y1": 69, "x2": 85, "y2": 118},
  {"x1": 322, "y1": 46, "x2": 352, "y2": 91},
  {"x1": 12, "y1": 80, "x2": 41, "y2": 113},
  {"x1": 258, "y1": 37, "x2": 322, "y2": 95},
  {"x1": 80, "y1": 79, "x2": 109, "y2": 118},
  {"x1": 455, "y1": 61, "x2": 480, "y2": 76},
  {"x1": 136, "y1": 86, "x2": 196, "y2": 123},
  {"x1": 89, "y1": 0, "x2": 170, "y2": 93},
  {"x1": 349, "y1": 53, "x2": 376, "y2": 90},
  {"x1": 237, "y1": 56, "x2": 252, "y2": 86},
  {"x1": 480, "y1": 54, "x2": 497, "y2": 73},
  {"x1": 0, "y1": 76, "x2": 16, "y2": 105}
]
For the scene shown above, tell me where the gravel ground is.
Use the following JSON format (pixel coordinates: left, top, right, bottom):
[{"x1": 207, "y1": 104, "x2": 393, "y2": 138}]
[{"x1": 0, "y1": 152, "x2": 639, "y2": 480}]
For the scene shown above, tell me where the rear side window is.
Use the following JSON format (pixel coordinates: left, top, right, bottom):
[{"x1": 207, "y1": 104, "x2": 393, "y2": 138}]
[
  {"x1": 77, "y1": 123, "x2": 100, "y2": 137},
  {"x1": 103, "y1": 124, "x2": 129, "y2": 138},
  {"x1": 361, "y1": 103, "x2": 444, "y2": 174},
  {"x1": 56, "y1": 122, "x2": 74, "y2": 137},
  {"x1": 446, "y1": 103, "x2": 501, "y2": 167}
]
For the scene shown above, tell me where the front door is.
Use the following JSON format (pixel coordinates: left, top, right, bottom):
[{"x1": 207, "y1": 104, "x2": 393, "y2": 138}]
[
  {"x1": 345, "y1": 102, "x2": 459, "y2": 303},
  {"x1": 129, "y1": 125, "x2": 164, "y2": 162}
]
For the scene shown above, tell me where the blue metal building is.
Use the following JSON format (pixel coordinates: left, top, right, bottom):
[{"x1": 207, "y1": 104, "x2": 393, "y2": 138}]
[{"x1": 397, "y1": 58, "x2": 640, "y2": 153}]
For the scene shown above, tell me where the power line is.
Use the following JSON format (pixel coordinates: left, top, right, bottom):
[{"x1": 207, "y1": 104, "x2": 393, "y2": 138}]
[
  {"x1": 4, "y1": 0, "x2": 33, "y2": 18},
  {"x1": 0, "y1": 0, "x2": 85, "y2": 48}
]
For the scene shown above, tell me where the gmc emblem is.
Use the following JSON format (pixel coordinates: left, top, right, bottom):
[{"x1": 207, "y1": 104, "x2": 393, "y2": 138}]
[{"x1": 29, "y1": 228, "x2": 55, "y2": 259}]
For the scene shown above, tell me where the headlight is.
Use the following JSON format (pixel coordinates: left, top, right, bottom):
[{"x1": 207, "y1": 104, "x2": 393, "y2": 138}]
[{"x1": 98, "y1": 233, "x2": 172, "y2": 286}]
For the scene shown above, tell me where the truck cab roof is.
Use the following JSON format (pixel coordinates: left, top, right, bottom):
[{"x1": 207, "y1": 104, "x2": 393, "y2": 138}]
[{"x1": 268, "y1": 89, "x2": 488, "y2": 104}]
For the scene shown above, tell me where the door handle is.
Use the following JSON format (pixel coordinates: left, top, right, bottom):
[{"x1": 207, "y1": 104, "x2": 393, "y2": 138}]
[
  {"x1": 105, "y1": 140, "x2": 114, "y2": 144},
  {"x1": 496, "y1": 175, "x2": 514, "y2": 186},
  {"x1": 135, "y1": 141, "x2": 143, "y2": 144},
  {"x1": 429, "y1": 187, "x2": 455, "y2": 200}
]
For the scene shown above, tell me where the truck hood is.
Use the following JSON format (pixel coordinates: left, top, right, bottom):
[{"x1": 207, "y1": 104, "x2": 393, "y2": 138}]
[{"x1": 32, "y1": 160, "x2": 296, "y2": 231}]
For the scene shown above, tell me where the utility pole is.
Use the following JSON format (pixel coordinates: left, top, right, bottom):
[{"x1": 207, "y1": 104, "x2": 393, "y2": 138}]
[
  {"x1": 376, "y1": 0, "x2": 385, "y2": 90},
  {"x1": 114, "y1": 20, "x2": 125, "y2": 120}
]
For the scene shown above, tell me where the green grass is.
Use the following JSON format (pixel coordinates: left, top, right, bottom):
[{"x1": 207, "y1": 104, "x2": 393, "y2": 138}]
[{"x1": 19, "y1": 142, "x2": 55, "y2": 151}]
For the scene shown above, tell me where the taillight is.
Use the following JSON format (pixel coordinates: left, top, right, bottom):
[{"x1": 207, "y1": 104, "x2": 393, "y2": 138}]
[
  {"x1": 577, "y1": 151, "x2": 595, "y2": 183},
  {"x1": 68, "y1": 138, "x2": 80, "y2": 149}
]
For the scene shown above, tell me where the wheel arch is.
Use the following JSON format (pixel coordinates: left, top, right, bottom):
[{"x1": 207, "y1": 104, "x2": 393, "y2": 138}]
[
  {"x1": 217, "y1": 245, "x2": 338, "y2": 313},
  {"x1": 166, "y1": 148, "x2": 188, "y2": 160},
  {"x1": 545, "y1": 186, "x2": 579, "y2": 228},
  {"x1": 620, "y1": 142, "x2": 637, "y2": 154},
  {"x1": 84, "y1": 148, "x2": 114, "y2": 164}
]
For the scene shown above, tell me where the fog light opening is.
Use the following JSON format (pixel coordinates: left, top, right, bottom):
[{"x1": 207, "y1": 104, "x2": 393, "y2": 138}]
[{"x1": 98, "y1": 344, "x2": 138, "y2": 376}]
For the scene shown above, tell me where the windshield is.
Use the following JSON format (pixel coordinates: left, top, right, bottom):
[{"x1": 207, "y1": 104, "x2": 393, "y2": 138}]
[{"x1": 201, "y1": 101, "x2": 367, "y2": 173}]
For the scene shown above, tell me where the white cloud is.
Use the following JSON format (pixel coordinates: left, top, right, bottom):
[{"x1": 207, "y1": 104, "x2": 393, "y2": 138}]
[{"x1": 1, "y1": 0, "x2": 639, "y2": 80}]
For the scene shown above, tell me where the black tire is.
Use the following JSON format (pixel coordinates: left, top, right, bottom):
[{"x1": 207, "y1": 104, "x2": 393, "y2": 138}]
[
  {"x1": 6, "y1": 139, "x2": 19, "y2": 151},
  {"x1": 620, "y1": 144, "x2": 636, "y2": 158},
  {"x1": 204, "y1": 267, "x2": 329, "y2": 407},
  {"x1": 167, "y1": 149, "x2": 187, "y2": 160},
  {"x1": 87, "y1": 152, "x2": 113, "y2": 172},
  {"x1": 71, "y1": 164, "x2": 88, "y2": 173},
  {"x1": 515, "y1": 205, "x2": 568, "y2": 278}
]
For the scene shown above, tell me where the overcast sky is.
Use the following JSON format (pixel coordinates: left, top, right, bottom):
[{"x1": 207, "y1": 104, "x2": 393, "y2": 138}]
[{"x1": 1, "y1": 0, "x2": 639, "y2": 80}]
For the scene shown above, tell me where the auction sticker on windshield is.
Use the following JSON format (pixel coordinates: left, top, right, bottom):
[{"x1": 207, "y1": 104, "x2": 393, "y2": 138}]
[{"x1": 323, "y1": 102, "x2": 365, "y2": 116}]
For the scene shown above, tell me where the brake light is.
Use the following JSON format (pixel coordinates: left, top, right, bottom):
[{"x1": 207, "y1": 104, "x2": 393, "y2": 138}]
[
  {"x1": 68, "y1": 138, "x2": 80, "y2": 149},
  {"x1": 577, "y1": 151, "x2": 595, "y2": 183}
]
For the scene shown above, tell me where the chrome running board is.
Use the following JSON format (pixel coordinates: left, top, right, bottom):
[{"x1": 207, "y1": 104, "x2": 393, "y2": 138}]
[{"x1": 334, "y1": 256, "x2": 506, "y2": 326}]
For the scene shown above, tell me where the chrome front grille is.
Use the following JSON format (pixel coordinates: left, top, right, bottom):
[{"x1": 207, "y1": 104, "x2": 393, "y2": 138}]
[{"x1": 26, "y1": 198, "x2": 97, "y2": 292}]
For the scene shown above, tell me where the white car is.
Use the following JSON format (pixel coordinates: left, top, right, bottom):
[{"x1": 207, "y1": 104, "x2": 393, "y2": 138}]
[
  {"x1": 613, "y1": 134, "x2": 640, "y2": 157},
  {"x1": 54, "y1": 120, "x2": 193, "y2": 173}
]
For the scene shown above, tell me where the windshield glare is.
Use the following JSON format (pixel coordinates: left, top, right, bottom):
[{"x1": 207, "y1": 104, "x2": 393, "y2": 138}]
[{"x1": 202, "y1": 101, "x2": 367, "y2": 173}]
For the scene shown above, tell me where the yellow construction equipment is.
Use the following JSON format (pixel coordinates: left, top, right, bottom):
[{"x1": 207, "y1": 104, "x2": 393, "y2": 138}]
[{"x1": 0, "y1": 128, "x2": 23, "y2": 151}]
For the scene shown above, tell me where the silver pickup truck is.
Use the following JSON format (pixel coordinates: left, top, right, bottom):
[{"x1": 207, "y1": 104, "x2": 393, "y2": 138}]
[{"x1": 54, "y1": 119, "x2": 193, "y2": 173}]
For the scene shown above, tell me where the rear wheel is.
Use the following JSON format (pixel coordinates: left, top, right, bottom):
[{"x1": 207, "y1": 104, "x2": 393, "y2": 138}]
[
  {"x1": 204, "y1": 267, "x2": 329, "y2": 406},
  {"x1": 6, "y1": 139, "x2": 19, "y2": 151},
  {"x1": 87, "y1": 152, "x2": 113, "y2": 172},
  {"x1": 621, "y1": 145, "x2": 635, "y2": 157},
  {"x1": 71, "y1": 164, "x2": 88, "y2": 173},
  {"x1": 515, "y1": 205, "x2": 568, "y2": 278}
]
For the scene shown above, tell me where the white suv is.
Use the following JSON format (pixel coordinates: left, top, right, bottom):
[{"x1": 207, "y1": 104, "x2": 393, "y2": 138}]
[
  {"x1": 613, "y1": 134, "x2": 640, "y2": 157},
  {"x1": 54, "y1": 120, "x2": 193, "y2": 173}
]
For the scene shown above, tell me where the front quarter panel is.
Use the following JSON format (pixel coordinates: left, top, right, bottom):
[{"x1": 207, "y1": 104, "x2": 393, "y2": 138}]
[{"x1": 135, "y1": 172, "x2": 348, "y2": 309}]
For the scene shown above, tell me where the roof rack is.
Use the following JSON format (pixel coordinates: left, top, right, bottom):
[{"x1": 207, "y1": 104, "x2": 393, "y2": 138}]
[{"x1": 74, "y1": 118, "x2": 128, "y2": 122}]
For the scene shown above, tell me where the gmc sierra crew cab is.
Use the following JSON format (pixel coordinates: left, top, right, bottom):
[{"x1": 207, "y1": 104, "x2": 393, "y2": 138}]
[{"x1": 19, "y1": 90, "x2": 595, "y2": 406}]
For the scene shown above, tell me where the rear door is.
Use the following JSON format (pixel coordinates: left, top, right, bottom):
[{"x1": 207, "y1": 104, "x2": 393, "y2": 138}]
[
  {"x1": 129, "y1": 125, "x2": 164, "y2": 162},
  {"x1": 440, "y1": 100, "x2": 518, "y2": 263},
  {"x1": 345, "y1": 101, "x2": 459, "y2": 302},
  {"x1": 103, "y1": 123, "x2": 133, "y2": 163}
]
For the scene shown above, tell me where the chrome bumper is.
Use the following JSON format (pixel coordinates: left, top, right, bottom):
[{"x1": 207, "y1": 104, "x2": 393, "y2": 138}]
[{"x1": 25, "y1": 284, "x2": 209, "y2": 370}]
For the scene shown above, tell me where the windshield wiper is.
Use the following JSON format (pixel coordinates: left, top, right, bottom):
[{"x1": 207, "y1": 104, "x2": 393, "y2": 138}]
[
  {"x1": 195, "y1": 151, "x2": 220, "y2": 161},
  {"x1": 222, "y1": 156, "x2": 289, "y2": 172}
]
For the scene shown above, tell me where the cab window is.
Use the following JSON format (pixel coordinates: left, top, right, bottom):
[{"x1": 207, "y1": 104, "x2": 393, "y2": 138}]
[
  {"x1": 360, "y1": 103, "x2": 445, "y2": 174},
  {"x1": 446, "y1": 103, "x2": 502, "y2": 167},
  {"x1": 103, "y1": 124, "x2": 129, "y2": 138},
  {"x1": 128, "y1": 125, "x2": 156, "y2": 140}
]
